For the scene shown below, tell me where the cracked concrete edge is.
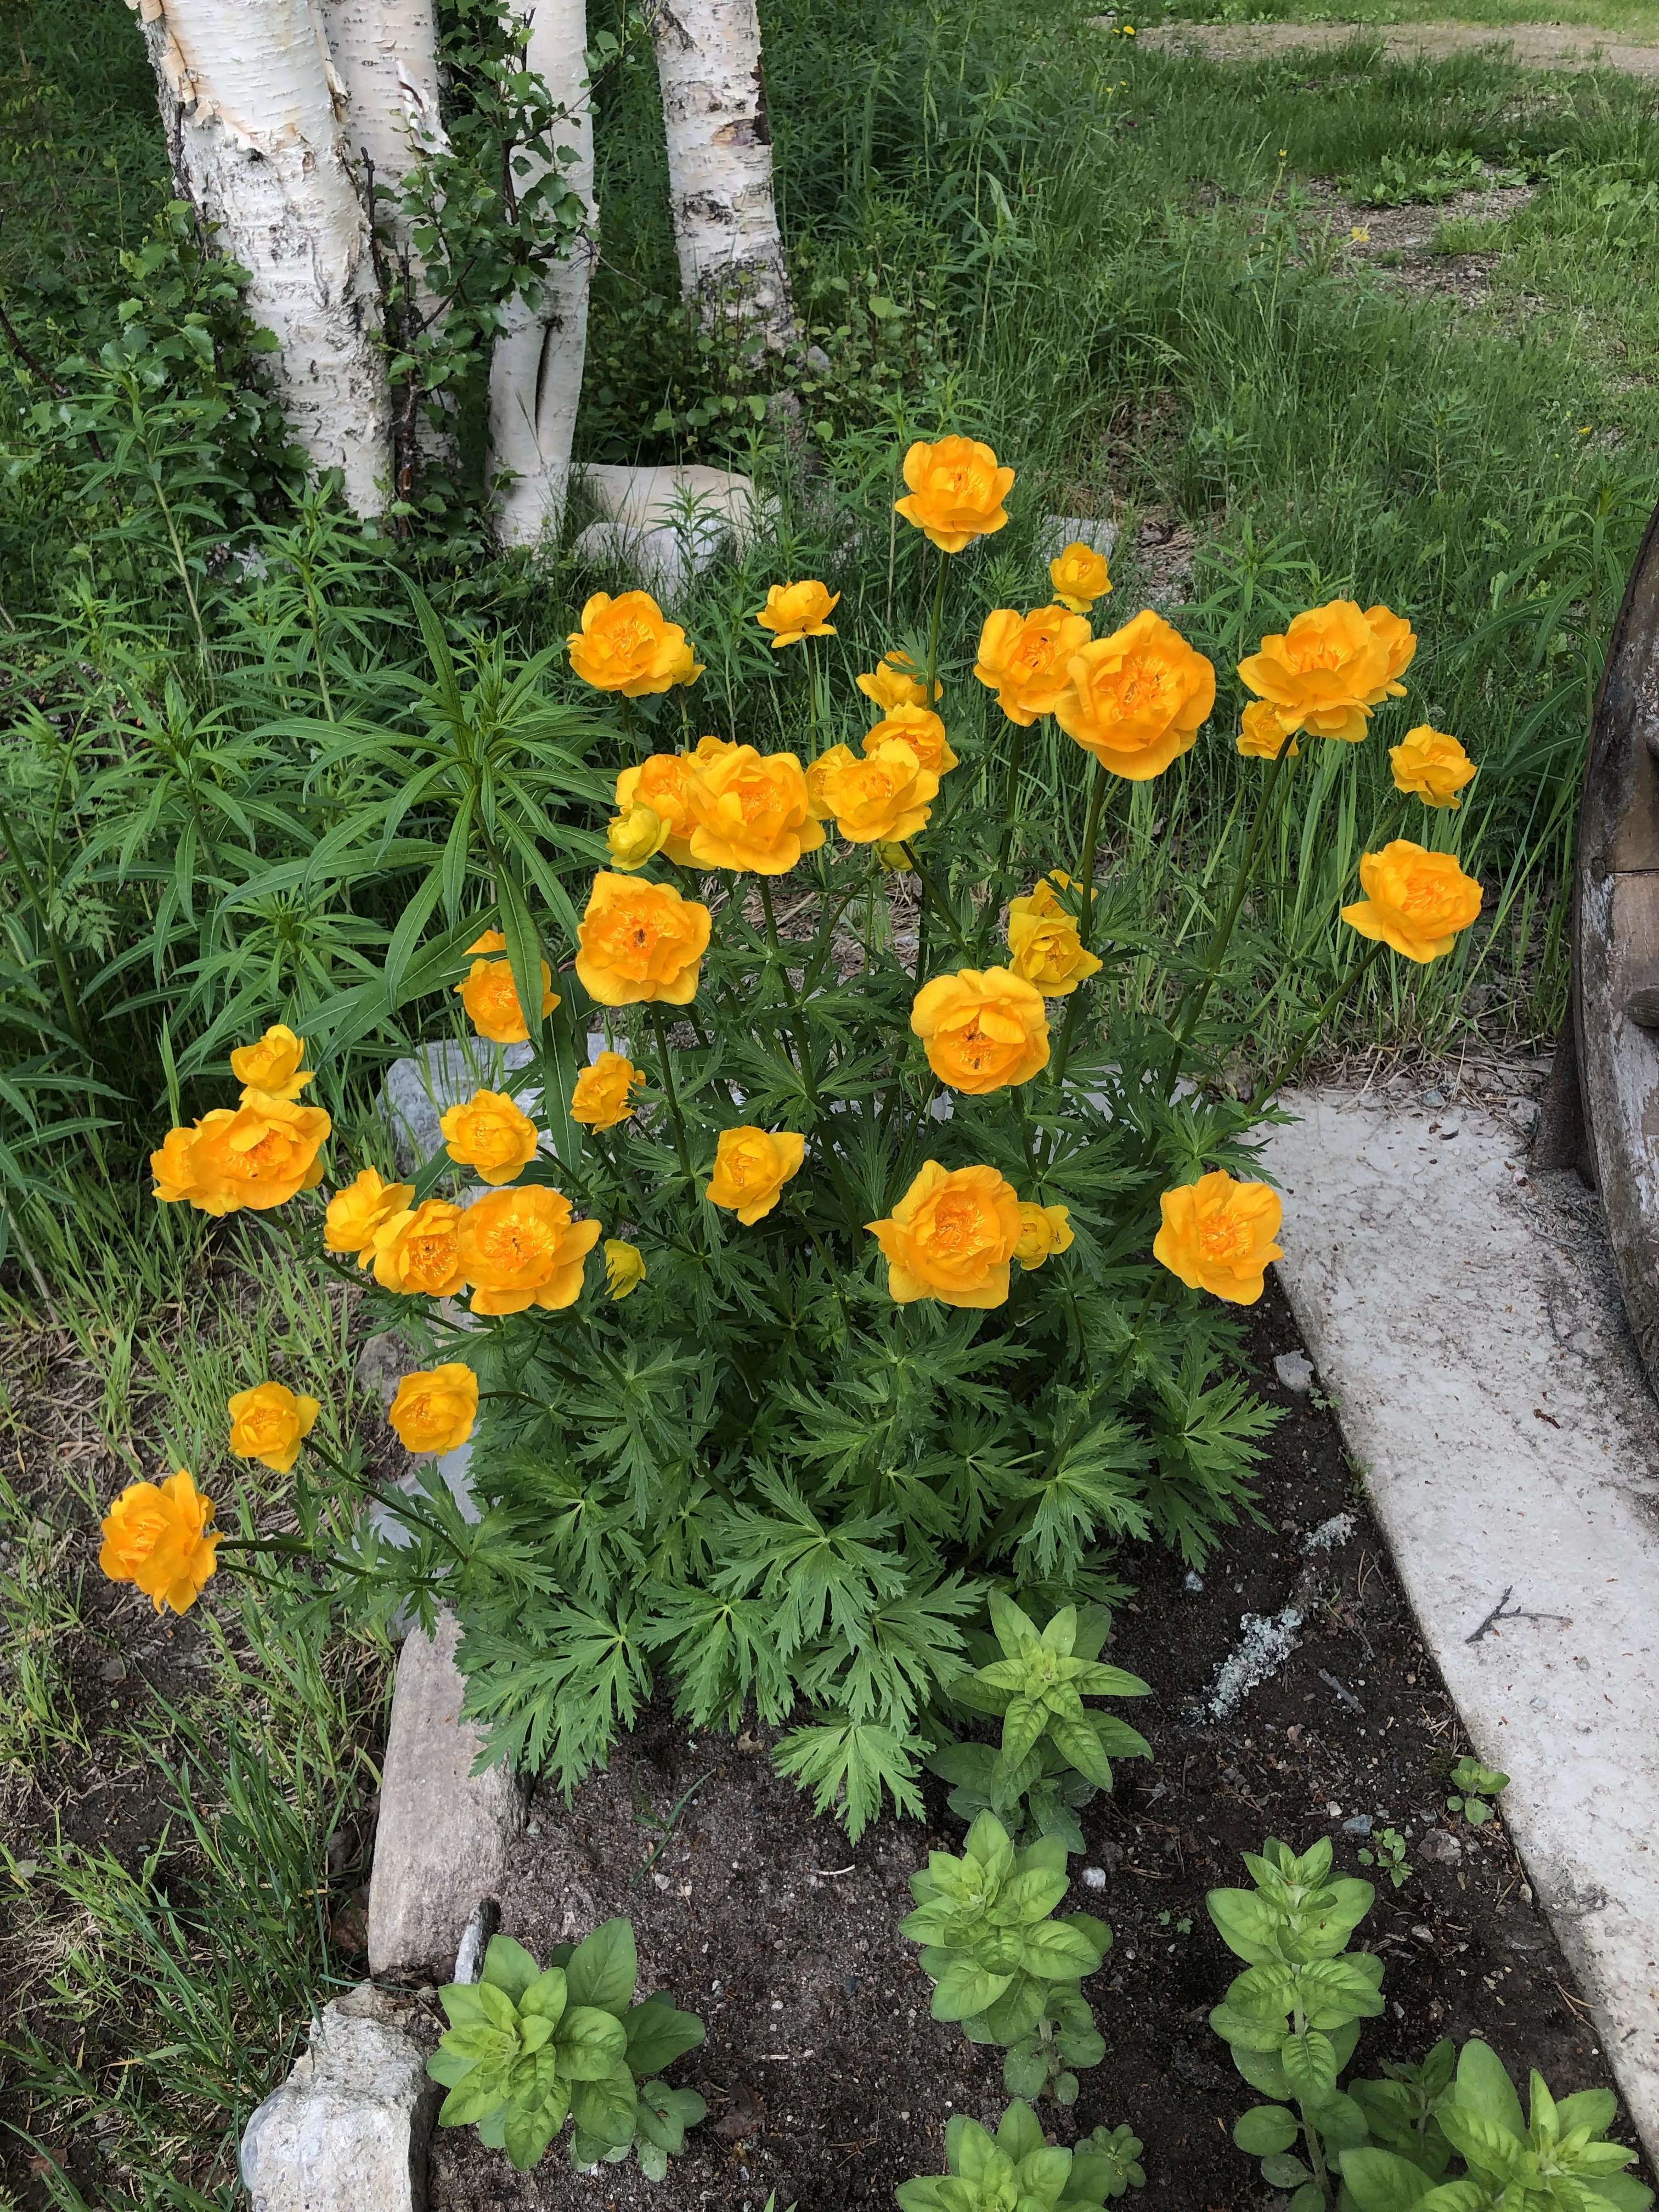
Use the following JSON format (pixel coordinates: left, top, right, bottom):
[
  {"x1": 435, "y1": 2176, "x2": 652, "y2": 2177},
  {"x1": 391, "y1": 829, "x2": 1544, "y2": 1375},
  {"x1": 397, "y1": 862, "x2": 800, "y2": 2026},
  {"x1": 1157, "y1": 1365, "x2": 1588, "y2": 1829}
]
[{"x1": 1260, "y1": 1090, "x2": 1659, "y2": 2163}]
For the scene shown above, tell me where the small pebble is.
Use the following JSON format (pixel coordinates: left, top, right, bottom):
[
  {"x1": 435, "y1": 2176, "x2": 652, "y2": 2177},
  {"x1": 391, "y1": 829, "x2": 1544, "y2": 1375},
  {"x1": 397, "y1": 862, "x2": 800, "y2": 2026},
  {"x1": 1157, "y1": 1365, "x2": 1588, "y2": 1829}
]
[
  {"x1": 1342, "y1": 1815, "x2": 1373, "y2": 1836},
  {"x1": 1423, "y1": 1088, "x2": 1446, "y2": 1107},
  {"x1": 1184, "y1": 1570, "x2": 1204, "y2": 1593},
  {"x1": 1418, "y1": 1827, "x2": 1462, "y2": 1867},
  {"x1": 1273, "y1": 1351, "x2": 1314, "y2": 1393},
  {"x1": 1082, "y1": 1866, "x2": 1108, "y2": 1891},
  {"x1": 100, "y1": 1655, "x2": 127, "y2": 1684},
  {"x1": 1327, "y1": 1802, "x2": 1343, "y2": 1818},
  {"x1": 1412, "y1": 1925, "x2": 1435, "y2": 1945}
]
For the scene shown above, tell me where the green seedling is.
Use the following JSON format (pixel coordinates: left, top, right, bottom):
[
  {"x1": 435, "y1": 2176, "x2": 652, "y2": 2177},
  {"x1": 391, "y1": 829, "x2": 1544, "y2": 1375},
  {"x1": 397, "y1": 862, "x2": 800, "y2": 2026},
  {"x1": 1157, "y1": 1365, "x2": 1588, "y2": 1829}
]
[
  {"x1": 926, "y1": 1594, "x2": 1151, "y2": 1848},
  {"x1": 1356, "y1": 1829, "x2": 1412, "y2": 1888},
  {"x1": 901, "y1": 1810, "x2": 1111, "y2": 2047},
  {"x1": 428, "y1": 1920, "x2": 704, "y2": 2174},
  {"x1": 1446, "y1": 1756, "x2": 1508, "y2": 1827},
  {"x1": 1002, "y1": 1982, "x2": 1105, "y2": 2106},
  {"x1": 897, "y1": 2100, "x2": 1145, "y2": 2212}
]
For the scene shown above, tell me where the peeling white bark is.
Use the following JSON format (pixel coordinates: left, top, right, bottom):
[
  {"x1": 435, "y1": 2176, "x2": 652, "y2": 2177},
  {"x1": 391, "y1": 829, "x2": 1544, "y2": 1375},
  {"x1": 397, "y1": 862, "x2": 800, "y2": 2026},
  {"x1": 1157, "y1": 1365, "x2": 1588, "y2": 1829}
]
[
  {"x1": 650, "y1": 0, "x2": 795, "y2": 347},
  {"x1": 127, "y1": 0, "x2": 393, "y2": 515},
  {"x1": 318, "y1": 0, "x2": 454, "y2": 472},
  {"x1": 486, "y1": 0, "x2": 595, "y2": 548}
]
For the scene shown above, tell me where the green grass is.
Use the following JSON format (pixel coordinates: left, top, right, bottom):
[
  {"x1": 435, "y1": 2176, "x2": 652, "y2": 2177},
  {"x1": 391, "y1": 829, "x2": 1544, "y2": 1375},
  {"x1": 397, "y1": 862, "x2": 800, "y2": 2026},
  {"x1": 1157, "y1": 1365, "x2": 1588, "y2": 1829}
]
[
  {"x1": 0, "y1": 1219, "x2": 392, "y2": 2209},
  {"x1": 1154, "y1": 0, "x2": 1659, "y2": 36}
]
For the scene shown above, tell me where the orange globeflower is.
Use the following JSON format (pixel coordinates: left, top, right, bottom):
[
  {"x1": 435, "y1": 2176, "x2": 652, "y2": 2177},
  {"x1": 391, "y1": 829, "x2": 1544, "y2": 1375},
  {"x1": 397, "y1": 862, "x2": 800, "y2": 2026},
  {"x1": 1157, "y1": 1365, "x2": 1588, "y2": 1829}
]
[
  {"x1": 974, "y1": 606, "x2": 1093, "y2": 727},
  {"x1": 811, "y1": 739, "x2": 939, "y2": 845},
  {"x1": 229, "y1": 1024, "x2": 312, "y2": 1101},
  {"x1": 439, "y1": 1089, "x2": 540, "y2": 1186},
  {"x1": 1006, "y1": 878, "x2": 1104, "y2": 998},
  {"x1": 911, "y1": 968, "x2": 1050, "y2": 1094},
  {"x1": 685, "y1": 745, "x2": 825, "y2": 875},
  {"x1": 99, "y1": 1469, "x2": 218, "y2": 1616},
  {"x1": 707, "y1": 1125, "x2": 806, "y2": 1226},
  {"x1": 1154, "y1": 1170, "x2": 1283, "y2": 1306},
  {"x1": 458, "y1": 1186, "x2": 601, "y2": 1316},
  {"x1": 1237, "y1": 599, "x2": 1416, "y2": 744},
  {"x1": 1389, "y1": 725, "x2": 1476, "y2": 811},
  {"x1": 1056, "y1": 610, "x2": 1216, "y2": 781},
  {"x1": 453, "y1": 938, "x2": 559, "y2": 1045},
  {"x1": 1340, "y1": 841, "x2": 1482, "y2": 964},
  {"x1": 856, "y1": 651, "x2": 941, "y2": 711},
  {"x1": 1049, "y1": 541, "x2": 1111, "y2": 615},
  {"x1": 324, "y1": 1166, "x2": 414, "y2": 1265},
  {"x1": 184, "y1": 1092, "x2": 332, "y2": 1216},
  {"x1": 667, "y1": 637, "x2": 706, "y2": 689},
  {"x1": 567, "y1": 590, "x2": 692, "y2": 698},
  {"x1": 575, "y1": 874, "x2": 712, "y2": 1006},
  {"x1": 151, "y1": 1123, "x2": 205, "y2": 1205},
  {"x1": 757, "y1": 580, "x2": 840, "y2": 648},
  {"x1": 371, "y1": 1198, "x2": 469, "y2": 1298},
  {"x1": 866, "y1": 1160, "x2": 1023, "y2": 1309},
  {"x1": 1236, "y1": 700, "x2": 1299, "y2": 761},
  {"x1": 895, "y1": 436, "x2": 1015, "y2": 553},
  {"x1": 571, "y1": 1050, "x2": 642, "y2": 1132},
  {"x1": 1014, "y1": 1201, "x2": 1074, "y2": 1271},
  {"x1": 862, "y1": 704, "x2": 957, "y2": 776},
  {"x1": 387, "y1": 1363, "x2": 478, "y2": 1455},
  {"x1": 614, "y1": 753, "x2": 698, "y2": 865},
  {"x1": 227, "y1": 1381, "x2": 321, "y2": 1475}
]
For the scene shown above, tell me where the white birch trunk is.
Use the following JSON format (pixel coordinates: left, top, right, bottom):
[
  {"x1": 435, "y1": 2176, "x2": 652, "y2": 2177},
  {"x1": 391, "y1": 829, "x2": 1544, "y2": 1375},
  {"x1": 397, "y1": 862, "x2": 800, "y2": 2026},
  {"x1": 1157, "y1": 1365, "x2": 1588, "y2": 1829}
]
[
  {"x1": 650, "y1": 0, "x2": 795, "y2": 348},
  {"x1": 486, "y1": 0, "x2": 595, "y2": 548},
  {"x1": 317, "y1": 0, "x2": 454, "y2": 478},
  {"x1": 127, "y1": 0, "x2": 393, "y2": 516}
]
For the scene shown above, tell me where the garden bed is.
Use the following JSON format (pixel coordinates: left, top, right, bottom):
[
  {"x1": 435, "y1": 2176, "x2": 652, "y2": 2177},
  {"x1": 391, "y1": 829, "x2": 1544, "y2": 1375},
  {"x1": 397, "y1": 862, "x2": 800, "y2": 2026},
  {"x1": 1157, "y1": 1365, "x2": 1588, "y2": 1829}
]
[{"x1": 419, "y1": 1277, "x2": 1649, "y2": 2211}]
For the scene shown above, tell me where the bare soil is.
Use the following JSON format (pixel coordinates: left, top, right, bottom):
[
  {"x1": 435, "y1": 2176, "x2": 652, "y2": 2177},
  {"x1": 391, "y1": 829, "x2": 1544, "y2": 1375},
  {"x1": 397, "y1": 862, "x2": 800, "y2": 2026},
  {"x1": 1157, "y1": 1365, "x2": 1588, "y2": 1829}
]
[{"x1": 422, "y1": 1270, "x2": 1650, "y2": 2212}]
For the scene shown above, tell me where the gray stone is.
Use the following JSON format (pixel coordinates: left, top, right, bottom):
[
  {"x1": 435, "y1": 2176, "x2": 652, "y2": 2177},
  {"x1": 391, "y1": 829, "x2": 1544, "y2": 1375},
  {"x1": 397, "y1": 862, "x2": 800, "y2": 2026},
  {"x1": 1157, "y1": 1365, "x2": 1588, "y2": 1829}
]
[
  {"x1": 240, "y1": 1983, "x2": 436, "y2": 2212},
  {"x1": 1273, "y1": 1350, "x2": 1314, "y2": 1394},
  {"x1": 381, "y1": 1040, "x2": 536, "y2": 1175},
  {"x1": 368, "y1": 1610, "x2": 524, "y2": 1979},
  {"x1": 1418, "y1": 1826, "x2": 1463, "y2": 1867},
  {"x1": 1037, "y1": 514, "x2": 1118, "y2": 563},
  {"x1": 1342, "y1": 1814, "x2": 1373, "y2": 1836},
  {"x1": 573, "y1": 462, "x2": 772, "y2": 609}
]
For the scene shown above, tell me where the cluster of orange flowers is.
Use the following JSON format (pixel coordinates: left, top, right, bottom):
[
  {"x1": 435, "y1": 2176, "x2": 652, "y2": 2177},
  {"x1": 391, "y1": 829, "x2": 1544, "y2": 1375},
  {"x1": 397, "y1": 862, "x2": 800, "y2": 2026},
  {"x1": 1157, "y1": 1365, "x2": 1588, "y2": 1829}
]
[{"x1": 115, "y1": 432, "x2": 1491, "y2": 1616}]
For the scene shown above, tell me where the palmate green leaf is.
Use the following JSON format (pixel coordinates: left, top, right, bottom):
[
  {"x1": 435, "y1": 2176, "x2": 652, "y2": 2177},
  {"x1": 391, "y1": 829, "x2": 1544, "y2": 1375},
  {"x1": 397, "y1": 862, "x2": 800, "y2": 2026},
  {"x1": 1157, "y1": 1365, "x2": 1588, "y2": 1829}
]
[{"x1": 772, "y1": 1717, "x2": 923, "y2": 1839}]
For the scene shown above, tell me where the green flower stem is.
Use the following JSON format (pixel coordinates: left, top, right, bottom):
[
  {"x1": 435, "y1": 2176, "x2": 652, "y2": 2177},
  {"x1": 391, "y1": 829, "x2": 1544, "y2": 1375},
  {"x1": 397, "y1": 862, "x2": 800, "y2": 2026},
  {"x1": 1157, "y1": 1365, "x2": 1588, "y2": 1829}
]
[
  {"x1": 1165, "y1": 733, "x2": 1299, "y2": 1088},
  {"x1": 649, "y1": 1005, "x2": 697, "y2": 1188},
  {"x1": 923, "y1": 541, "x2": 950, "y2": 707},
  {"x1": 899, "y1": 842, "x2": 970, "y2": 958},
  {"x1": 302, "y1": 1435, "x2": 470, "y2": 1558},
  {"x1": 1048, "y1": 758, "x2": 1113, "y2": 1091},
  {"x1": 1254, "y1": 937, "x2": 1389, "y2": 1104},
  {"x1": 979, "y1": 714, "x2": 1029, "y2": 960}
]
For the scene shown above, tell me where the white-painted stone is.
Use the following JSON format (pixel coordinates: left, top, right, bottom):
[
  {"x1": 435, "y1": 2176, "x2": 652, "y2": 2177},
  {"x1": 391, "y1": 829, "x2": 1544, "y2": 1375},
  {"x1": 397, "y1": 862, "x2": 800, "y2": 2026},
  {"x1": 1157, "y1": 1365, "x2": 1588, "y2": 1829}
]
[
  {"x1": 573, "y1": 462, "x2": 772, "y2": 605},
  {"x1": 1261, "y1": 1091, "x2": 1659, "y2": 2160},
  {"x1": 240, "y1": 1983, "x2": 435, "y2": 2211},
  {"x1": 368, "y1": 1610, "x2": 524, "y2": 1978}
]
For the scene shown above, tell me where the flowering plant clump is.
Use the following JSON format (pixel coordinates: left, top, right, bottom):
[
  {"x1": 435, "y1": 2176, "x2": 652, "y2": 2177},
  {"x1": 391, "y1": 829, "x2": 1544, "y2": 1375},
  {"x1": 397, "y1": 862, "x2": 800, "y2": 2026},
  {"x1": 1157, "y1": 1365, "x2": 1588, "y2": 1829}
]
[{"x1": 121, "y1": 434, "x2": 1482, "y2": 1836}]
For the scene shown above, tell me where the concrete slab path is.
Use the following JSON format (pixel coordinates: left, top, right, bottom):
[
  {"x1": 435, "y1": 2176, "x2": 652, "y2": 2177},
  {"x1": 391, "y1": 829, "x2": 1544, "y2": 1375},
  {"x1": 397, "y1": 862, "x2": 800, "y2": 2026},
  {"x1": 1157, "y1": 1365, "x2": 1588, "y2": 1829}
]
[{"x1": 1261, "y1": 1090, "x2": 1659, "y2": 2158}]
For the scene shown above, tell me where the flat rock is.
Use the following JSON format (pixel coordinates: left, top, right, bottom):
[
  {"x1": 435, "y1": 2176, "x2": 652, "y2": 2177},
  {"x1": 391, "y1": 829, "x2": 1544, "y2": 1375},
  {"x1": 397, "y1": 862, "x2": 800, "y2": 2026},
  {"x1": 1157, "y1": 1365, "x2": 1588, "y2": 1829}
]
[
  {"x1": 240, "y1": 1983, "x2": 436, "y2": 2212},
  {"x1": 1273, "y1": 1350, "x2": 1314, "y2": 1393},
  {"x1": 368, "y1": 1610, "x2": 524, "y2": 1979},
  {"x1": 1038, "y1": 513, "x2": 1118, "y2": 563},
  {"x1": 1262, "y1": 1090, "x2": 1659, "y2": 2160}
]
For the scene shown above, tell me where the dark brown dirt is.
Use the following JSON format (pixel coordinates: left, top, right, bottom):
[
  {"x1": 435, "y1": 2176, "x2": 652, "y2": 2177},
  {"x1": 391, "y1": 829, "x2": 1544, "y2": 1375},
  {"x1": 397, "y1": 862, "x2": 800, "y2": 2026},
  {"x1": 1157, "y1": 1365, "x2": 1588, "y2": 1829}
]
[{"x1": 424, "y1": 1272, "x2": 1651, "y2": 2212}]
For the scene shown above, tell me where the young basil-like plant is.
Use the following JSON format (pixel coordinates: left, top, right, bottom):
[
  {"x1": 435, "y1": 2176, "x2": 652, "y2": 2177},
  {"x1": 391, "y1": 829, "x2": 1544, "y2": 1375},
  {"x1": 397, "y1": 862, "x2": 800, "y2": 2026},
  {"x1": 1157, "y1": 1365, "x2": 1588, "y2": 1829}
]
[
  {"x1": 1207, "y1": 1836, "x2": 1382, "y2": 2210},
  {"x1": 896, "y1": 2098, "x2": 1145, "y2": 2212},
  {"x1": 1340, "y1": 2040, "x2": 1652, "y2": 2212},
  {"x1": 1002, "y1": 1982, "x2": 1107, "y2": 2106},
  {"x1": 927, "y1": 1595, "x2": 1151, "y2": 1849},
  {"x1": 1445, "y1": 1754, "x2": 1509, "y2": 1827},
  {"x1": 901, "y1": 1810, "x2": 1111, "y2": 2046},
  {"x1": 427, "y1": 1920, "x2": 706, "y2": 2174}
]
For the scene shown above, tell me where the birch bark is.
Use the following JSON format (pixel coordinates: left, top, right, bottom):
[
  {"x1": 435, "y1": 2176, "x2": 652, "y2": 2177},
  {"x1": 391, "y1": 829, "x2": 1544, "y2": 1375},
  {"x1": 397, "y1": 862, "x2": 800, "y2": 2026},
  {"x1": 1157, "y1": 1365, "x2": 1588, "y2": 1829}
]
[
  {"x1": 486, "y1": 0, "x2": 595, "y2": 548},
  {"x1": 127, "y1": 0, "x2": 393, "y2": 516},
  {"x1": 650, "y1": 0, "x2": 795, "y2": 347}
]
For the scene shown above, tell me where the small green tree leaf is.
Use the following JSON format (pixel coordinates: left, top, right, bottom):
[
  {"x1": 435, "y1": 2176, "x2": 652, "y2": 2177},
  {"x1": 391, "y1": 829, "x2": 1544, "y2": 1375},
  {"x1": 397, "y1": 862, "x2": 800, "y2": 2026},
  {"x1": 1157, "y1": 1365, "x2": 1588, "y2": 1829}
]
[
  {"x1": 929, "y1": 1954, "x2": 1010, "y2": 2021},
  {"x1": 1261, "y1": 2153, "x2": 1312, "y2": 2186},
  {"x1": 1281, "y1": 2029, "x2": 1339, "y2": 2101},
  {"x1": 624, "y1": 1994, "x2": 706, "y2": 2074},
  {"x1": 569, "y1": 2064, "x2": 639, "y2": 2150},
  {"x1": 1234, "y1": 2107, "x2": 1299, "y2": 2156},
  {"x1": 557, "y1": 2005, "x2": 629, "y2": 2080},
  {"x1": 1338, "y1": 2147, "x2": 1441, "y2": 2210},
  {"x1": 566, "y1": 1919, "x2": 638, "y2": 2014},
  {"x1": 482, "y1": 1934, "x2": 543, "y2": 2002}
]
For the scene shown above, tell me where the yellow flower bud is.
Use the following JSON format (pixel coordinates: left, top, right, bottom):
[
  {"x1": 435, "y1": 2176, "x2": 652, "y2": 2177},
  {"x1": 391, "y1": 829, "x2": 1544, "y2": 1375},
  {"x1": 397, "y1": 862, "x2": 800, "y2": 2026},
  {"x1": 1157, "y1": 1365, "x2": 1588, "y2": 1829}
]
[
  {"x1": 607, "y1": 802, "x2": 671, "y2": 871},
  {"x1": 604, "y1": 1239, "x2": 647, "y2": 1300}
]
